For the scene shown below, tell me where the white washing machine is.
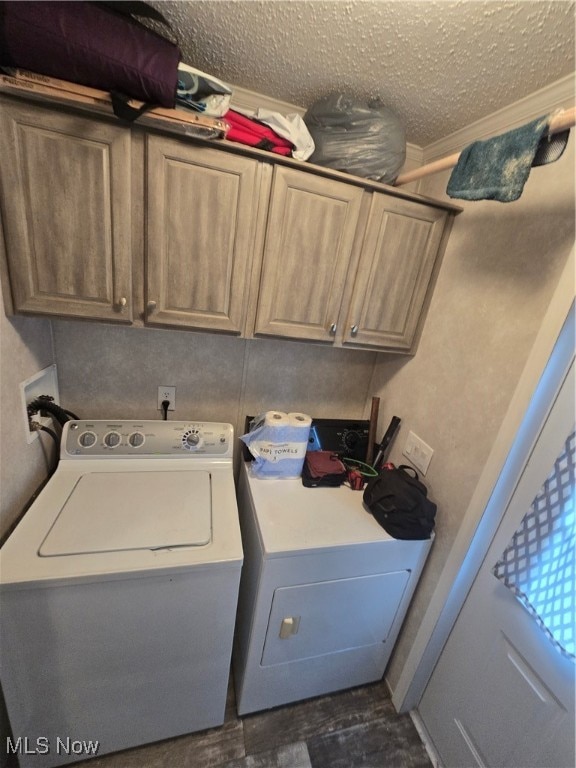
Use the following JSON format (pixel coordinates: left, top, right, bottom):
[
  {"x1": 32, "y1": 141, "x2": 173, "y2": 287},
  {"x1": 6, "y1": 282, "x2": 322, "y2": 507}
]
[
  {"x1": 0, "y1": 420, "x2": 243, "y2": 768},
  {"x1": 234, "y1": 462, "x2": 433, "y2": 715}
]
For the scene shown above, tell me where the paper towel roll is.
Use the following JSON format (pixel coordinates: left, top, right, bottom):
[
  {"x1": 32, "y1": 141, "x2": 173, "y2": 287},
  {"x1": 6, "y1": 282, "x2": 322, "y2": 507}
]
[
  {"x1": 249, "y1": 411, "x2": 290, "y2": 431},
  {"x1": 241, "y1": 410, "x2": 312, "y2": 478},
  {"x1": 287, "y1": 412, "x2": 312, "y2": 427},
  {"x1": 265, "y1": 411, "x2": 291, "y2": 426}
]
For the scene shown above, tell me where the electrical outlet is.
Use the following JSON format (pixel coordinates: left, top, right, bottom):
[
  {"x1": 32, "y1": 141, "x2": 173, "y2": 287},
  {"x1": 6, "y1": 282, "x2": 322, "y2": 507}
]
[
  {"x1": 157, "y1": 386, "x2": 176, "y2": 411},
  {"x1": 402, "y1": 430, "x2": 434, "y2": 475},
  {"x1": 20, "y1": 364, "x2": 60, "y2": 444}
]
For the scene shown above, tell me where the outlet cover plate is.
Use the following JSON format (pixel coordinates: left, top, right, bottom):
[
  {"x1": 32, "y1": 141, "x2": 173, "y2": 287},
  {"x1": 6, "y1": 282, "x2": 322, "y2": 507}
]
[
  {"x1": 402, "y1": 430, "x2": 434, "y2": 475},
  {"x1": 157, "y1": 386, "x2": 176, "y2": 411},
  {"x1": 20, "y1": 364, "x2": 60, "y2": 444}
]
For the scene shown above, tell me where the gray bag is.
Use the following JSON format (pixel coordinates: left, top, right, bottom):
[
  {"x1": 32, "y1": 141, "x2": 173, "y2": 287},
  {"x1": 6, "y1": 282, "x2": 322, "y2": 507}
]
[{"x1": 304, "y1": 93, "x2": 406, "y2": 184}]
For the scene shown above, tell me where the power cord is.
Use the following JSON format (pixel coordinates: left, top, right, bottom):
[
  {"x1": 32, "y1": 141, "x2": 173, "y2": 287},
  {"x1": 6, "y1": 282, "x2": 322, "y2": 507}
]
[
  {"x1": 27, "y1": 396, "x2": 77, "y2": 426},
  {"x1": 37, "y1": 424, "x2": 59, "y2": 444},
  {"x1": 30, "y1": 421, "x2": 60, "y2": 476},
  {"x1": 342, "y1": 457, "x2": 379, "y2": 477},
  {"x1": 161, "y1": 399, "x2": 170, "y2": 421},
  {"x1": 27, "y1": 396, "x2": 80, "y2": 477}
]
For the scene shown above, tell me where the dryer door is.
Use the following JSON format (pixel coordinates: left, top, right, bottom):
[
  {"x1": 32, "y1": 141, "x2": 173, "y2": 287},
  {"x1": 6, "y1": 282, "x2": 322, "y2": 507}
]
[{"x1": 261, "y1": 570, "x2": 410, "y2": 667}]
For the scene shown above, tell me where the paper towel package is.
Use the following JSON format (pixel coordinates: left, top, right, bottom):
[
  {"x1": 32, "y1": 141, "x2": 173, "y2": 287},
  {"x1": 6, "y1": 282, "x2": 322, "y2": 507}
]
[{"x1": 241, "y1": 411, "x2": 312, "y2": 478}]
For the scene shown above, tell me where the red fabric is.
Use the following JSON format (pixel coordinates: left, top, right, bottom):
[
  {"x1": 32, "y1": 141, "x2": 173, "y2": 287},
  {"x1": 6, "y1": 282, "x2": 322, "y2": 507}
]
[{"x1": 224, "y1": 110, "x2": 294, "y2": 156}]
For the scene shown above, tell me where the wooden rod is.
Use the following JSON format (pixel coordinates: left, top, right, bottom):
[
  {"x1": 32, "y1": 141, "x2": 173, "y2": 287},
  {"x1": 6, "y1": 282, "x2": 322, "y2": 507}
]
[
  {"x1": 365, "y1": 396, "x2": 380, "y2": 466},
  {"x1": 395, "y1": 107, "x2": 576, "y2": 187}
]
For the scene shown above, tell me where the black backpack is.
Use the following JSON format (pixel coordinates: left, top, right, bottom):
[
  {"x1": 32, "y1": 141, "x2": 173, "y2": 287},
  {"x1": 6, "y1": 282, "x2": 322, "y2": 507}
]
[{"x1": 363, "y1": 465, "x2": 436, "y2": 540}]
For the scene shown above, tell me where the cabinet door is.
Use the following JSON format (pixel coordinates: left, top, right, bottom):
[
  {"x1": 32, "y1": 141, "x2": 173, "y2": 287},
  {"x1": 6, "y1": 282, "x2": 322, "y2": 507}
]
[
  {"x1": 343, "y1": 195, "x2": 448, "y2": 351},
  {"x1": 0, "y1": 99, "x2": 132, "y2": 321},
  {"x1": 146, "y1": 136, "x2": 260, "y2": 333},
  {"x1": 254, "y1": 166, "x2": 363, "y2": 342}
]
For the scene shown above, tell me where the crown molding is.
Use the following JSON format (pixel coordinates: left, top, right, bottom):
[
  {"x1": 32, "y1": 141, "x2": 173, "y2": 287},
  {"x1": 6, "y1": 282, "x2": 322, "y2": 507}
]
[
  {"x1": 405, "y1": 142, "x2": 424, "y2": 166},
  {"x1": 423, "y1": 74, "x2": 576, "y2": 163},
  {"x1": 231, "y1": 85, "x2": 306, "y2": 117}
]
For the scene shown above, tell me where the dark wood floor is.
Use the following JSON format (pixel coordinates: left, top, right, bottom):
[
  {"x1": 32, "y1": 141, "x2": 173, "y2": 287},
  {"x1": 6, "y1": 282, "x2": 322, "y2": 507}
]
[{"x1": 74, "y1": 677, "x2": 432, "y2": 768}]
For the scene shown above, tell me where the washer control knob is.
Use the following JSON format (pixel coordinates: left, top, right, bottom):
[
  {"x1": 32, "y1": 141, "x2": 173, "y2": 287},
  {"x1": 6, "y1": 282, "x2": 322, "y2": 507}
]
[
  {"x1": 128, "y1": 432, "x2": 145, "y2": 448},
  {"x1": 182, "y1": 429, "x2": 203, "y2": 450},
  {"x1": 104, "y1": 431, "x2": 121, "y2": 448},
  {"x1": 78, "y1": 431, "x2": 96, "y2": 448}
]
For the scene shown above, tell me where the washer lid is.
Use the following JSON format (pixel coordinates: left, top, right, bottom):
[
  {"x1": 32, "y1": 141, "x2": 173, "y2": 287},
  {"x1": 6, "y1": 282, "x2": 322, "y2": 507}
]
[{"x1": 39, "y1": 471, "x2": 212, "y2": 556}]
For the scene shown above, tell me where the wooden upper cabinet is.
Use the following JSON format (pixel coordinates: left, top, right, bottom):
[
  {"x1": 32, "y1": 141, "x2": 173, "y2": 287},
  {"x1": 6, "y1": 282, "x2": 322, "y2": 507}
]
[
  {"x1": 342, "y1": 195, "x2": 448, "y2": 351},
  {"x1": 0, "y1": 94, "x2": 457, "y2": 349},
  {"x1": 254, "y1": 166, "x2": 363, "y2": 342},
  {"x1": 0, "y1": 99, "x2": 132, "y2": 321},
  {"x1": 145, "y1": 136, "x2": 260, "y2": 333}
]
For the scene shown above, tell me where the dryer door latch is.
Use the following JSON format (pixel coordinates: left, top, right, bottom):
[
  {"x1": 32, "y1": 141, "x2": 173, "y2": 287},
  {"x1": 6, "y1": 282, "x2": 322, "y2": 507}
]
[{"x1": 279, "y1": 616, "x2": 301, "y2": 639}]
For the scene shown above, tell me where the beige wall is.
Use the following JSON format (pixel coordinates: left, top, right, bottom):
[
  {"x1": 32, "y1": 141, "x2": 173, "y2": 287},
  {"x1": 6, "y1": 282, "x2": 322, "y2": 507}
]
[
  {"x1": 0, "y1": 310, "x2": 377, "y2": 536},
  {"x1": 374, "y1": 138, "x2": 575, "y2": 690},
  {"x1": 50, "y1": 321, "x2": 377, "y2": 447},
  {"x1": 0, "y1": 286, "x2": 56, "y2": 539}
]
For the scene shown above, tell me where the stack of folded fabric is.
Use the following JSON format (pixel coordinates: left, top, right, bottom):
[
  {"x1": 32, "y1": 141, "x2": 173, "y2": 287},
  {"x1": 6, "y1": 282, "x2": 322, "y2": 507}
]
[
  {"x1": 176, "y1": 63, "x2": 232, "y2": 117},
  {"x1": 301, "y1": 451, "x2": 347, "y2": 488},
  {"x1": 224, "y1": 107, "x2": 315, "y2": 160}
]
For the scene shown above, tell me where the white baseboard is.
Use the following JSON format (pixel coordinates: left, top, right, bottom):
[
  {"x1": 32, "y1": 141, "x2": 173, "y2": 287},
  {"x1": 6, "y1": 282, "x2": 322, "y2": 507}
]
[
  {"x1": 410, "y1": 709, "x2": 444, "y2": 768},
  {"x1": 385, "y1": 674, "x2": 443, "y2": 767}
]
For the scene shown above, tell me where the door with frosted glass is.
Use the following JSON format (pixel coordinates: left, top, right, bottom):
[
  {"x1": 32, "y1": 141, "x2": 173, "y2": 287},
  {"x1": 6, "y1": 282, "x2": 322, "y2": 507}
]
[{"x1": 419, "y1": 358, "x2": 574, "y2": 768}]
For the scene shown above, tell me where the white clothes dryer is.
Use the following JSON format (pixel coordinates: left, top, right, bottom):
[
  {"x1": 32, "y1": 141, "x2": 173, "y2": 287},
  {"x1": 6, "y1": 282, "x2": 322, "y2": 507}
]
[
  {"x1": 0, "y1": 420, "x2": 243, "y2": 768},
  {"x1": 234, "y1": 462, "x2": 432, "y2": 715}
]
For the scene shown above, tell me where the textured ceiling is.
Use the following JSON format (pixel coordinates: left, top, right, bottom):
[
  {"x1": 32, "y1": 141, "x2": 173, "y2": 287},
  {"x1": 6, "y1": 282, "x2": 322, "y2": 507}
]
[{"x1": 151, "y1": 0, "x2": 575, "y2": 147}]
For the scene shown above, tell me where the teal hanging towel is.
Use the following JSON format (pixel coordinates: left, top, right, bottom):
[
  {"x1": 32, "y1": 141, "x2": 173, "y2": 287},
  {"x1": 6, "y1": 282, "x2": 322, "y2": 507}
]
[{"x1": 446, "y1": 114, "x2": 569, "y2": 202}]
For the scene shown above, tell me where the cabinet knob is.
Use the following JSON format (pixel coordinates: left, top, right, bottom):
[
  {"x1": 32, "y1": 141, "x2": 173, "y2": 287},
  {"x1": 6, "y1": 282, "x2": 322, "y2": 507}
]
[
  {"x1": 329, "y1": 323, "x2": 337, "y2": 334},
  {"x1": 116, "y1": 297, "x2": 127, "y2": 312},
  {"x1": 350, "y1": 324, "x2": 359, "y2": 336},
  {"x1": 147, "y1": 300, "x2": 157, "y2": 313}
]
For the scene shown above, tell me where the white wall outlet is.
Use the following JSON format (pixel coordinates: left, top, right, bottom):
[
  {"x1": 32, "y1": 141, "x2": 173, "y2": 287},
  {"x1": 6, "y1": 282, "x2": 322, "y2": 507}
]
[
  {"x1": 402, "y1": 430, "x2": 434, "y2": 475},
  {"x1": 20, "y1": 364, "x2": 60, "y2": 444},
  {"x1": 157, "y1": 386, "x2": 176, "y2": 411}
]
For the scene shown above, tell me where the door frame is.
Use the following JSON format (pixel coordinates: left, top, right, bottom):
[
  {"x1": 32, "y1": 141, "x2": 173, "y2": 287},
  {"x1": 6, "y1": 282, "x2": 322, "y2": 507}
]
[{"x1": 392, "y1": 246, "x2": 575, "y2": 713}]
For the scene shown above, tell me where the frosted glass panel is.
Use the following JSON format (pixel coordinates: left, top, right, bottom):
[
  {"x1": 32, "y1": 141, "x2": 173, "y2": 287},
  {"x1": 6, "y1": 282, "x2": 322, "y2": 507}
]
[{"x1": 493, "y1": 428, "x2": 575, "y2": 659}]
